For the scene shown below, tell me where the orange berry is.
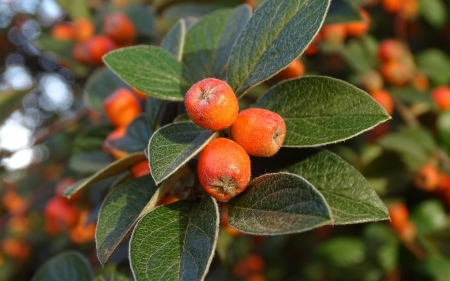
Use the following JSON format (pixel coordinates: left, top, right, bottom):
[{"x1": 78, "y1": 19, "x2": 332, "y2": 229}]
[
  {"x1": 103, "y1": 127, "x2": 128, "y2": 159},
  {"x1": 388, "y1": 202, "x2": 409, "y2": 228},
  {"x1": 131, "y1": 160, "x2": 151, "y2": 178},
  {"x1": 103, "y1": 12, "x2": 136, "y2": 45},
  {"x1": 73, "y1": 18, "x2": 94, "y2": 42},
  {"x1": 245, "y1": 0, "x2": 256, "y2": 10},
  {"x1": 304, "y1": 33, "x2": 322, "y2": 56},
  {"x1": 361, "y1": 71, "x2": 384, "y2": 93},
  {"x1": 44, "y1": 197, "x2": 79, "y2": 228},
  {"x1": 381, "y1": 0, "x2": 402, "y2": 13},
  {"x1": 1, "y1": 238, "x2": 30, "y2": 260},
  {"x1": 414, "y1": 165, "x2": 440, "y2": 192},
  {"x1": 231, "y1": 108, "x2": 286, "y2": 157},
  {"x1": 380, "y1": 61, "x2": 412, "y2": 86},
  {"x1": 55, "y1": 177, "x2": 80, "y2": 202},
  {"x1": 370, "y1": 89, "x2": 394, "y2": 115},
  {"x1": 103, "y1": 88, "x2": 141, "y2": 127},
  {"x1": 345, "y1": 9, "x2": 370, "y2": 37},
  {"x1": 185, "y1": 78, "x2": 238, "y2": 131},
  {"x1": 274, "y1": 59, "x2": 305, "y2": 81},
  {"x1": 198, "y1": 138, "x2": 251, "y2": 202},
  {"x1": 400, "y1": 0, "x2": 419, "y2": 20},
  {"x1": 51, "y1": 22, "x2": 74, "y2": 41},
  {"x1": 2, "y1": 190, "x2": 27, "y2": 215},
  {"x1": 156, "y1": 195, "x2": 179, "y2": 206},
  {"x1": 233, "y1": 254, "x2": 265, "y2": 277},
  {"x1": 321, "y1": 24, "x2": 347, "y2": 44},
  {"x1": 6, "y1": 215, "x2": 29, "y2": 238},
  {"x1": 72, "y1": 41, "x2": 90, "y2": 64},
  {"x1": 431, "y1": 86, "x2": 450, "y2": 111},
  {"x1": 378, "y1": 40, "x2": 405, "y2": 62},
  {"x1": 247, "y1": 274, "x2": 266, "y2": 281},
  {"x1": 86, "y1": 35, "x2": 117, "y2": 65},
  {"x1": 412, "y1": 73, "x2": 429, "y2": 92},
  {"x1": 397, "y1": 221, "x2": 417, "y2": 242},
  {"x1": 69, "y1": 210, "x2": 96, "y2": 244}
]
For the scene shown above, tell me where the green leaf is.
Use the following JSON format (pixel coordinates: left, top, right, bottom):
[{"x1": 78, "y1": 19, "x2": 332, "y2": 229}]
[
  {"x1": 255, "y1": 76, "x2": 390, "y2": 147},
  {"x1": 108, "y1": 116, "x2": 151, "y2": 154},
  {"x1": 122, "y1": 4, "x2": 155, "y2": 37},
  {"x1": 228, "y1": 172, "x2": 332, "y2": 235},
  {"x1": 149, "y1": 122, "x2": 218, "y2": 185},
  {"x1": 227, "y1": 0, "x2": 331, "y2": 97},
  {"x1": 32, "y1": 251, "x2": 93, "y2": 281},
  {"x1": 96, "y1": 176, "x2": 157, "y2": 266},
  {"x1": 85, "y1": 67, "x2": 130, "y2": 111},
  {"x1": 103, "y1": 46, "x2": 193, "y2": 101},
  {"x1": 36, "y1": 34, "x2": 74, "y2": 58},
  {"x1": 325, "y1": 0, "x2": 361, "y2": 25},
  {"x1": 318, "y1": 237, "x2": 366, "y2": 267},
  {"x1": 423, "y1": 226, "x2": 450, "y2": 258},
  {"x1": 437, "y1": 111, "x2": 450, "y2": 154},
  {"x1": 0, "y1": 88, "x2": 31, "y2": 125},
  {"x1": 410, "y1": 200, "x2": 447, "y2": 235},
  {"x1": 418, "y1": 0, "x2": 447, "y2": 28},
  {"x1": 64, "y1": 152, "x2": 147, "y2": 198},
  {"x1": 161, "y1": 19, "x2": 186, "y2": 61},
  {"x1": 130, "y1": 197, "x2": 219, "y2": 281},
  {"x1": 145, "y1": 96, "x2": 166, "y2": 132},
  {"x1": 420, "y1": 257, "x2": 450, "y2": 281},
  {"x1": 69, "y1": 152, "x2": 114, "y2": 174},
  {"x1": 54, "y1": 0, "x2": 91, "y2": 20},
  {"x1": 251, "y1": 149, "x2": 389, "y2": 225},
  {"x1": 378, "y1": 127, "x2": 436, "y2": 171},
  {"x1": 363, "y1": 224, "x2": 398, "y2": 272},
  {"x1": 183, "y1": 5, "x2": 251, "y2": 82},
  {"x1": 417, "y1": 49, "x2": 450, "y2": 85}
]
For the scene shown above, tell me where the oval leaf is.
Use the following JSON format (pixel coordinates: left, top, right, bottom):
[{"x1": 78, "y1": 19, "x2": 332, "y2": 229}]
[
  {"x1": 183, "y1": 5, "x2": 251, "y2": 82},
  {"x1": 228, "y1": 172, "x2": 332, "y2": 235},
  {"x1": 130, "y1": 197, "x2": 219, "y2": 281},
  {"x1": 64, "y1": 152, "x2": 147, "y2": 198},
  {"x1": 32, "y1": 251, "x2": 93, "y2": 281},
  {"x1": 161, "y1": 19, "x2": 186, "y2": 61},
  {"x1": 149, "y1": 122, "x2": 218, "y2": 185},
  {"x1": 0, "y1": 88, "x2": 31, "y2": 125},
  {"x1": 103, "y1": 46, "x2": 193, "y2": 101},
  {"x1": 227, "y1": 0, "x2": 331, "y2": 97},
  {"x1": 108, "y1": 116, "x2": 152, "y2": 154},
  {"x1": 325, "y1": 0, "x2": 361, "y2": 25},
  {"x1": 96, "y1": 176, "x2": 157, "y2": 266},
  {"x1": 251, "y1": 148, "x2": 389, "y2": 224},
  {"x1": 255, "y1": 76, "x2": 391, "y2": 147}
]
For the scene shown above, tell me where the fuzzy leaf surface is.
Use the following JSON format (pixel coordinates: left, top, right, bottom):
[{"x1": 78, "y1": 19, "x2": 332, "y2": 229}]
[
  {"x1": 149, "y1": 122, "x2": 217, "y2": 185},
  {"x1": 103, "y1": 46, "x2": 192, "y2": 101},
  {"x1": 255, "y1": 76, "x2": 390, "y2": 147},
  {"x1": 96, "y1": 176, "x2": 157, "y2": 266},
  {"x1": 251, "y1": 149, "x2": 389, "y2": 224},
  {"x1": 130, "y1": 197, "x2": 219, "y2": 281},
  {"x1": 32, "y1": 251, "x2": 93, "y2": 281},
  {"x1": 228, "y1": 173, "x2": 332, "y2": 235},
  {"x1": 183, "y1": 5, "x2": 251, "y2": 81},
  {"x1": 226, "y1": 0, "x2": 330, "y2": 97},
  {"x1": 161, "y1": 19, "x2": 186, "y2": 61}
]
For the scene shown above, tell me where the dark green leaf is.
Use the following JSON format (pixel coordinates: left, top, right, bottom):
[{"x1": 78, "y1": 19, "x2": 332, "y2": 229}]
[
  {"x1": 109, "y1": 116, "x2": 151, "y2": 154},
  {"x1": 103, "y1": 46, "x2": 193, "y2": 101},
  {"x1": 424, "y1": 227, "x2": 450, "y2": 258},
  {"x1": 69, "y1": 152, "x2": 114, "y2": 174},
  {"x1": 145, "y1": 96, "x2": 166, "y2": 132},
  {"x1": 149, "y1": 122, "x2": 217, "y2": 185},
  {"x1": 251, "y1": 149, "x2": 389, "y2": 225},
  {"x1": 122, "y1": 4, "x2": 155, "y2": 37},
  {"x1": 130, "y1": 197, "x2": 219, "y2": 281},
  {"x1": 325, "y1": 0, "x2": 361, "y2": 25},
  {"x1": 32, "y1": 251, "x2": 93, "y2": 281},
  {"x1": 161, "y1": 19, "x2": 186, "y2": 61},
  {"x1": 417, "y1": 49, "x2": 450, "y2": 85},
  {"x1": 410, "y1": 200, "x2": 447, "y2": 235},
  {"x1": 255, "y1": 76, "x2": 390, "y2": 147},
  {"x1": 228, "y1": 172, "x2": 332, "y2": 235},
  {"x1": 96, "y1": 176, "x2": 157, "y2": 266},
  {"x1": 227, "y1": 0, "x2": 331, "y2": 97},
  {"x1": 420, "y1": 257, "x2": 450, "y2": 281},
  {"x1": 0, "y1": 88, "x2": 31, "y2": 125},
  {"x1": 363, "y1": 224, "x2": 398, "y2": 272},
  {"x1": 318, "y1": 237, "x2": 366, "y2": 267},
  {"x1": 418, "y1": 0, "x2": 447, "y2": 28},
  {"x1": 85, "y1": 67, "x2": 130, "y2": 111},
  {"x1": 183, "y1": 5, "x2": 251, "y2": 82},
  {"x1": 64, "y1": 152, "x2": 146, "y2": 198},
  {"x1": 36, "y1": 34, "x2": 74, "y2": 58}
]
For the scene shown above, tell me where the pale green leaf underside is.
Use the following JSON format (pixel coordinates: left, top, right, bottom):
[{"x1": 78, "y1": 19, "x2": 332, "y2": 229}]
[
  {"x1": 63, "y1": 152, "x2": 147, "y2": 198},
  {"x1": 255, "y1": 76, "x2": 391, "y2": 147},
  {"x1": 183, "y1": 5, "x2": 251, "y2": 82},
  {"x1": 265, "y1": 149, "x2": 389, "y2": 224},
  {"x1": 32, "y1": 251, "x2": 93, "y2": 281},
  {"x1": 161, "y1": 19, "x2": 186, "y2": 61},
  {"x1": 149, "y1": 122, "x2": 218, "y2": 185},
  {"x1": 130, "y1": 197, "x2": 219, "y2": 281},
  {"x1": 227, "y1": 0, "x2": 331, "y2": 97},
  {"x1": 103, "y1": 46, "x2": 192, "y2": 101},
  {"x1": 96, "y1": 176, "x2": 157, "y2": 266},
  {"x1": 228, "y1": 172, "x2": 332, "y2": 235}
]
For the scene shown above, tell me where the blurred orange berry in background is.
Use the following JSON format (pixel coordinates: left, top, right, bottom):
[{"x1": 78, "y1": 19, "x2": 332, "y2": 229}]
[
  {"x1": 380, "y1": 61, "x2": 412, "y2": 86},
  {"x1": 44, "y1": 197, "x2": 79, "y2": 229},
  {"x1": 370, "y1": 89, "x2": 394, "y2": 115},
  {"x1": 2, "y1": 190, "x2": 27, "y2": 215},
  {"x1": 103, "y1": 88, "x2": 141, "y2": 127},
  {"x1": 51, "y1": 22, "x2": 74, "y2": 41},
  {"x1": 86, "y1": 35, "x2": 117, "y2": 65},
  {"x1": 131, "y1": 160, "x2": 151, "y2": 178},
  {"x1": 321, "y1": 24, "x2": 347, "y2": 44},
  {"x1": 274, "y1": 59, "x2": 305, "y2": 81},
  {"x1": 1, "y1": 238, "x2": 30, "y2": 260},
  {"x1": 73, "y1": 18, "x2": 94, "y2": 42},
  {"x1": 378, "y1": 39, "x2": 405, "y2": 62},
  {"x1": 103, "y1": 126, "x2": 128, "y2": 159},
  {"x1": 431, "y1": 86, "x2": 450, "y2": 111},
  {"x1": 69, "y1": 210, "x2": 96, "y2": 244},
  {"x1": 345, "y1": 9, "x2": 370, "y2": 37},
  {"x1": 103, "y1": 12, "x2": 136, "y2": 46},
  {"x1": 414, "y1": 165, "x2": 440, "y2": 192}
]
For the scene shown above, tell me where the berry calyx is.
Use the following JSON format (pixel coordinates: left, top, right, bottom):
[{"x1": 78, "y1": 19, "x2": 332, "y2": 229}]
[
  {"x1": 198, "y1": 138, "x2": 251, "y2": 202},
  {"x1": 185, "y1": 78, "x2": 238, "y2": 131},
  {"x1": 231, "y1": 108, "x2": 286, "y2": 157}
]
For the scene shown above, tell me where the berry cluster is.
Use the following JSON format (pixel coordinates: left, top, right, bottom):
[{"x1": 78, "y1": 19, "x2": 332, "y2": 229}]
[{"x1": 185, "y1": 78, "x2": 286, "y2": 201}]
